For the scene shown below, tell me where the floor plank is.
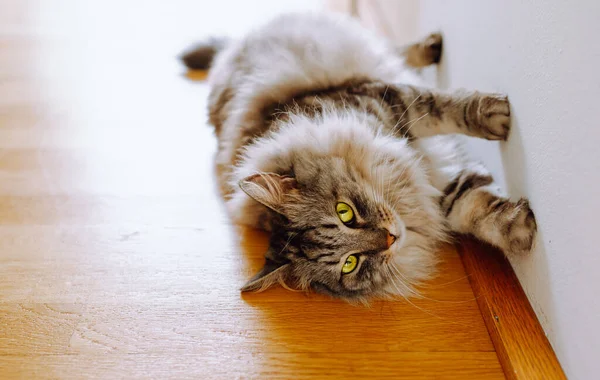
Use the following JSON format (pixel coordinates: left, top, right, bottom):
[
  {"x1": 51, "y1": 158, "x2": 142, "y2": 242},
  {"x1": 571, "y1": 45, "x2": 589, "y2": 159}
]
[
  {"x1": 0, "y1": 1, "x2": 505, "y2": 378},
  {"x1": 0, "y1": 353, "x2": 504, "y2": 380}
]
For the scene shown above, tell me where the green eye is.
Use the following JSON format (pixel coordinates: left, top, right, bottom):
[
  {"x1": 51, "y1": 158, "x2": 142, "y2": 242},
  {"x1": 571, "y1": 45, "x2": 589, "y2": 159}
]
[
  {"x1": 342, "y1": 254, "x2": 358, "y2": 274},
  {"x1": 336, "y1": 202, "x2": 355, "y2": 224}
]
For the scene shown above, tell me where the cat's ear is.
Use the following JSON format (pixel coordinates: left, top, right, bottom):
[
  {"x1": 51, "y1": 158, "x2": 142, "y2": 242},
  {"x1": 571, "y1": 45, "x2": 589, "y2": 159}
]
[
  {"x1": 241, "y1": 257, "x2": 291, "y2": 292},
  {"x1": 239, "y1": 173, "x2": 298, "y2": 214}
]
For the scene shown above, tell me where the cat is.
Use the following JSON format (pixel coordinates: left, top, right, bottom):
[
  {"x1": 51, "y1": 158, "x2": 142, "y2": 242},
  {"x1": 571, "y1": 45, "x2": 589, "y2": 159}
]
[{"x1": 181, "y1": 12, "x2": 537, "y2": 302}]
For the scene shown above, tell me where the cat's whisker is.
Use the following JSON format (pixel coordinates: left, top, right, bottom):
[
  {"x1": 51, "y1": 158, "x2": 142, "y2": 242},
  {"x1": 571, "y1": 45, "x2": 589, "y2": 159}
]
[
  {"x1": 389, "y1": 263, "x2": 422, "y2": 298},
  {"x1": 380, "y1": 85, "x2": 389, "y2": 110},
  {"x1": 389, "y1": 175, "x2": 412, "y2": 206},
  {"x1": 368, "y1": 163, "x2": 380, "y2": 205},
  {"x1": 398, "y1": 93, "x2": 421, "y2": 122},
  {"x1": 390, "y1": 261, "x2": 477, "y2": 304},
  {"x1": 385, "y1": 172, "x2": 395, "y2": 205},
  {"x1": 374, "y1": 163, "x2": 385, "y2": 205},
  {"x1": 427, "y1": 274, "x2": 472, "y2": 288},
  {"x1": 388, "y1": 268, "x2": 474, "y2": 326},
  {"x1": 378, "y1": 166, "x2": 385, "y2": 204},
  {"x1": 401, "y1": 113, "x2": 429, "y2": 138},
  {"x1": 278, "y1": 232, "x2": 298, "y2": 256},
  {"x1": 390, "y1": 183, "x2": 415, "y2": 201},
  {"x1": 384, "y1": 266, "x2": 449, "y2": 319},
  {"x1": 384, "y1": 266, "x2": 407, "y2": 296},
  {"x1": 391, "y1": 93, "x2": 422, "y2": 135}
]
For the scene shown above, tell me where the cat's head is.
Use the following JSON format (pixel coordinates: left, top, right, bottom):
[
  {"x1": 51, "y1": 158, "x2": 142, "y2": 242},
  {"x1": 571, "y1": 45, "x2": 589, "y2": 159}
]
[
  {"x1": 233, "y1": 113, "x2": 446, "y2": 302},
  {"x1": 239, "y1": 166, "x2": 405, "y2": 300}
]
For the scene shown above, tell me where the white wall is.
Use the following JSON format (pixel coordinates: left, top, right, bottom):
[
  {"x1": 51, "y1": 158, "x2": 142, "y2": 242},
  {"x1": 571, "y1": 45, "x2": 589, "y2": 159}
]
[{"x1": 416, "y1": 1, "x2": 600, "y2": 378}]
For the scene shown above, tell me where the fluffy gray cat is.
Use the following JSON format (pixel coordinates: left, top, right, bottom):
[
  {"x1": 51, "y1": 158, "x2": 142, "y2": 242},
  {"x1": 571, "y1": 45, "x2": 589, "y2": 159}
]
[{"x1": 181, "y1": 12, "x2": 537, "y2": 302}]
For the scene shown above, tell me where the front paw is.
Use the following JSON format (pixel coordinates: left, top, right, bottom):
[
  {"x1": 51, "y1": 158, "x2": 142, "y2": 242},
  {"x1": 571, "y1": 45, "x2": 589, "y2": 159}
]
[
  {"x1": 474, "y1": 94, "x2": 511, "y2": 141},
  {"x1": 500, "y1": 198, "x2": 537, "y2": 255}
]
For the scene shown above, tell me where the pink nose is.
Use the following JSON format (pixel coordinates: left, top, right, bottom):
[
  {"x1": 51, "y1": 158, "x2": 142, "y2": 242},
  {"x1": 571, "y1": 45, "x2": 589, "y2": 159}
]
[{"x1": 386, "y1": 232, "x2": 397, "y2": 249}]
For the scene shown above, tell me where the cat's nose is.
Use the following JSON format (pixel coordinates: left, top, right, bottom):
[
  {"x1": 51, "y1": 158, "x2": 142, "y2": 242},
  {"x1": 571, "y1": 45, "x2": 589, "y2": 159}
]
[{"x1": 386, "y1": 231, "x2": 397, "y2": 249}]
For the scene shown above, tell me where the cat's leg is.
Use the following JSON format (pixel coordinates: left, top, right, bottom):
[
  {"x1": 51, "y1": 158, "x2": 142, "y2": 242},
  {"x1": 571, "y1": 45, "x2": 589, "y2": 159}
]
[
  {"x1": 352, "y1": 83, "x2": 511, "y2": 141},
  {"x1": 416, "y1": 136, "x2": 537, "y2": 254},
  {"x1": 399, "y1": 32, "x2": 443, "y2": 68},
  {"x1": 441, "y1": 165, "x2": 537, "y2": 255}
]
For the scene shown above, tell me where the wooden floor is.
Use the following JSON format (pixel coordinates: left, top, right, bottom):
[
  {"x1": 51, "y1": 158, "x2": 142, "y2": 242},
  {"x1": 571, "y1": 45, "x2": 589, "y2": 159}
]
[{"x1": 0, "y1": 1, "x2": 504, "y2": 378}]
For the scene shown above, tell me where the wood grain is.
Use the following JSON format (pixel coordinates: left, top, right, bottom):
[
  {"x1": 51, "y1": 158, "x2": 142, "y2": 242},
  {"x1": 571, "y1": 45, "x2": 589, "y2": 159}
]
[
  {"x1": 0, "y1": 353, "x2": 504, "y2": 380},
  {"x1": 457, "y1": 237, "x2": 566, "y2": 380},
  {"x1": 0, "y1": 1, "x2": 505, "y2": 379}
]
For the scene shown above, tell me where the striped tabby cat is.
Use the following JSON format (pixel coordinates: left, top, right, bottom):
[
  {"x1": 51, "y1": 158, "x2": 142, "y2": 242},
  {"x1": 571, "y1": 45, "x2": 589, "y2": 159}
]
[{"x1": 181, "y1": 12, "x2": 537, "y2": 302}]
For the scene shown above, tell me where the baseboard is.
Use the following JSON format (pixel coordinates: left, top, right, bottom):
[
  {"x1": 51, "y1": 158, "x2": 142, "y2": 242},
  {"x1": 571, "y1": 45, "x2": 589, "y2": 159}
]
[{"x1": 457, "y1": 236, "x2": 566, "y2": 380}]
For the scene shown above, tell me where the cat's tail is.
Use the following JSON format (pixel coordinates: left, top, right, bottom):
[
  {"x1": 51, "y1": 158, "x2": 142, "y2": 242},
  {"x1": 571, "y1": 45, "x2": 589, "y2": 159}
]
[{"x1": 179, "y1": 37, "x2": 229, "y2": 70}]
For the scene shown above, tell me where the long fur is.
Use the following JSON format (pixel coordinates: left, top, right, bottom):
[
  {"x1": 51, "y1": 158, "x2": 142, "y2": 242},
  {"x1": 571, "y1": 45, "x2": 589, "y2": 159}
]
[{"x1": 185, "y1": 12, "x2": 537, "y2": 301}]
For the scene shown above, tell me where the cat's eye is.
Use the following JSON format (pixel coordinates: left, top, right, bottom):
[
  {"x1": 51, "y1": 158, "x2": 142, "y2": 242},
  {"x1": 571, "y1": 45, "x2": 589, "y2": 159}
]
[
  {"x1": 336, "y1": 202, "x2": 355, "y2": 224},
  {"x1": 342, "y1": 254, "x2": 358, "y2": 274}
]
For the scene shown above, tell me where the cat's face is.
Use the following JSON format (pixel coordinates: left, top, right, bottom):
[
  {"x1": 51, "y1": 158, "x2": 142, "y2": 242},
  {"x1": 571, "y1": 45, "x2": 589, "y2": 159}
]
[{"x1": 239, "y1": 156, "x2": 412, "y2": 301}]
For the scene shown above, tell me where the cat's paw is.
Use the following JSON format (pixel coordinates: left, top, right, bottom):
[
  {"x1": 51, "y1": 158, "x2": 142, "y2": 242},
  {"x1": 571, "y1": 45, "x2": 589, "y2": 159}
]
[
  {"x1": 423, "y1": 33, "x2": 443, "y2": 64},
  {"x1": 475, "y1": 94, "x2": 511, "y2": 141},
  {"x1": 404, "y1": 32, "x2": 443, "y2": 67},
  {"x1": 498, "y1": 198, "x2": 537, "y2": 255}
]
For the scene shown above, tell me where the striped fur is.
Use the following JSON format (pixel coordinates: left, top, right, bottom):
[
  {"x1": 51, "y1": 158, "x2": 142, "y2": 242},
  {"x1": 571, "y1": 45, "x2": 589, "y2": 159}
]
[{"x1": 184, "y1": 12, "x2": 537, "y2": 301}]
